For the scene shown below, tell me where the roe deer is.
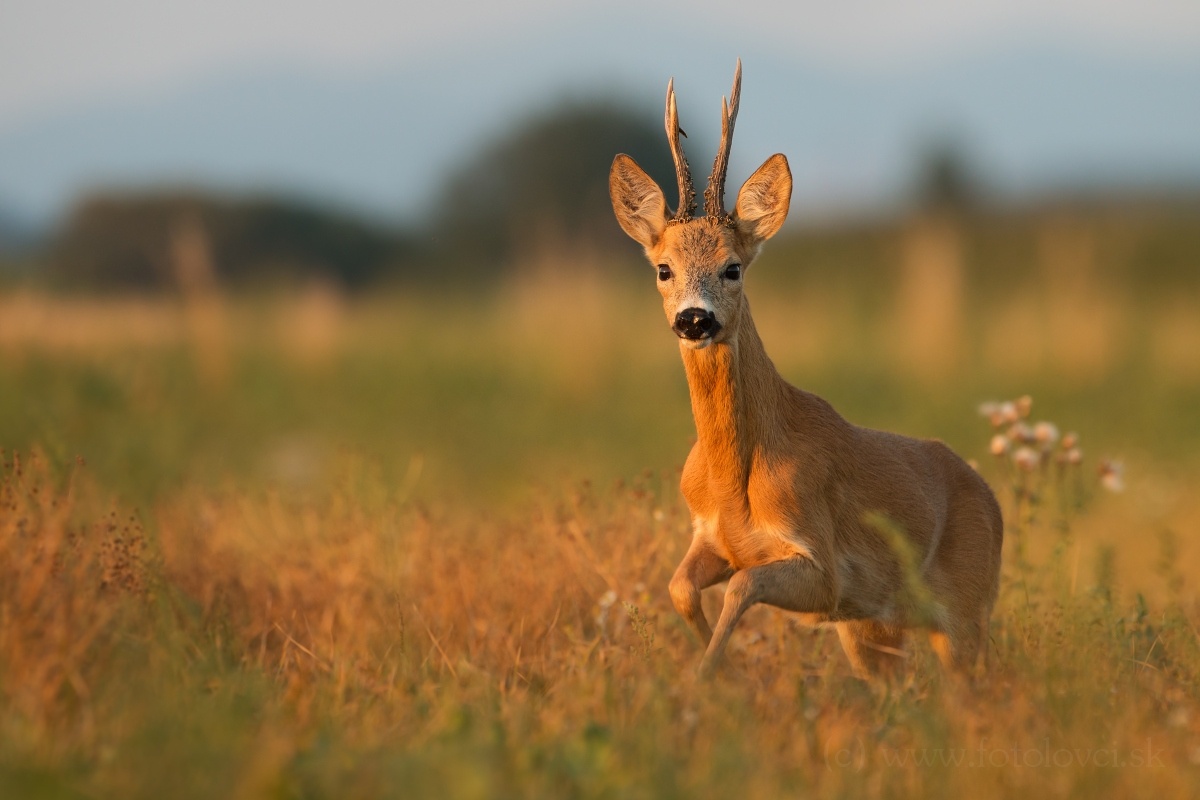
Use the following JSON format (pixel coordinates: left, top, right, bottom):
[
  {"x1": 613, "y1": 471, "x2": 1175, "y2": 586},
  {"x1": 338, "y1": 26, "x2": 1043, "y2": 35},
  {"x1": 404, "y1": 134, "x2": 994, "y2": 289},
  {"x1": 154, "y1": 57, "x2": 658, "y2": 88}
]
[{"x1": 608, "y1": 60, "x2": 1003, "y2": 678}]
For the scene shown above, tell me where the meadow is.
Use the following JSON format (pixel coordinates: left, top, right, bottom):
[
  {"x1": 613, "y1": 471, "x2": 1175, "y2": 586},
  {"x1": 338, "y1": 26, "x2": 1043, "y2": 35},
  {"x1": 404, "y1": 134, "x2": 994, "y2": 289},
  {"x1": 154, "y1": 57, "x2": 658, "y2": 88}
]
[{"x1": 2, "y1": 208, "x2": 1200, "y2": 798}]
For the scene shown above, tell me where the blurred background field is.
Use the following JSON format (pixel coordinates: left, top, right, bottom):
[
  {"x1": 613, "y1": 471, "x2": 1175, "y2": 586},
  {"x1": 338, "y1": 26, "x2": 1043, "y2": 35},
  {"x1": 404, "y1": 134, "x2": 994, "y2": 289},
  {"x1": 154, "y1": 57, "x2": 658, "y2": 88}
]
[
  {"x1": 3, "y1": 2, "x2": 1200, "y2": 798},
  {"x1": 5, "y1": 202, "x2": 1200, "y2": 798},
  {"x1": 1, "y1": 204, "x2": 1198, "y2": 508}
]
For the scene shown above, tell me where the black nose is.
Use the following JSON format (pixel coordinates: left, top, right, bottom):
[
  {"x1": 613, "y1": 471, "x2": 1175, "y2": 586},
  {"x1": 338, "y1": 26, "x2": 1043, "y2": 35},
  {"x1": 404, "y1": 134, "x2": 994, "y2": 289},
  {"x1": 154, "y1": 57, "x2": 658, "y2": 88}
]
[{"x1": 673, "y1": 307, "x2": 720, "y2": 340}]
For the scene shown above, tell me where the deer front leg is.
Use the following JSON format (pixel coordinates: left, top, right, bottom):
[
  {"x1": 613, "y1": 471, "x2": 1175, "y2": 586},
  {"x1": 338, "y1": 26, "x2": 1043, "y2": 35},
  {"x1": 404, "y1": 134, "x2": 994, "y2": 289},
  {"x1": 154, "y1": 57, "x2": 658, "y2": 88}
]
[
  {"x1": 668, "y1": 535, "x2": 733, "y2": 648},
  {"x1": 699, "y1": 554, "x2": 834, "y2": 677}
]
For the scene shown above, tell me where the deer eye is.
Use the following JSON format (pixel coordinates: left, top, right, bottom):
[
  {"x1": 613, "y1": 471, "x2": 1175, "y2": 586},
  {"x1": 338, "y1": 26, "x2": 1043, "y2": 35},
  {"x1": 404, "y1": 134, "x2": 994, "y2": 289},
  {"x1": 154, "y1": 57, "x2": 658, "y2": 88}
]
[
  {"x1": 657, "y1": 265, "x2": 673, "y2": 282},
  {"x1": 723, "y1": 264, "x2": 741, "y2": 280}
]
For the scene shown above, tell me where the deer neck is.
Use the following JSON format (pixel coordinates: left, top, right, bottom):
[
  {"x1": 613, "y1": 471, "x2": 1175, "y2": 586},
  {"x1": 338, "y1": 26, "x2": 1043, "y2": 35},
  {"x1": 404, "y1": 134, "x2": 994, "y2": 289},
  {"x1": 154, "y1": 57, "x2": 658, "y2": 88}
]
[{"x1": 680, "y1": 299, "x2": 784, "y2": 504}]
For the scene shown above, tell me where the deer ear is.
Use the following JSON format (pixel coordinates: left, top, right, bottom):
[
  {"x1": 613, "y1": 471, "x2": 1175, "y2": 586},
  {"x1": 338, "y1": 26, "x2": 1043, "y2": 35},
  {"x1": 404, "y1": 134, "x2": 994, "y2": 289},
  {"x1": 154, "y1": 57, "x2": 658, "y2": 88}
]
[
  {"x1": 610, "y1": 154, "x2": 667, "y2": 249},
  {"x1": 734, "y1": 153, "x2": 791, "y2": 244}
]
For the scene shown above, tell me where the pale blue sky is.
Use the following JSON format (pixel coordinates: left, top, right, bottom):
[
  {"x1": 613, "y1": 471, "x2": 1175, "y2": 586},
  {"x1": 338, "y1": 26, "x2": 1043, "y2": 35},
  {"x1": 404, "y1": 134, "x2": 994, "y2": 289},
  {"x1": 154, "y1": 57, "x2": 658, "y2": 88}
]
[
  {"x1": 5, "y1": 0, "x2": 1198, "y2": 129},
  {"x1": 2, "y1": 1, "x2": 1198, "y2": 226}
]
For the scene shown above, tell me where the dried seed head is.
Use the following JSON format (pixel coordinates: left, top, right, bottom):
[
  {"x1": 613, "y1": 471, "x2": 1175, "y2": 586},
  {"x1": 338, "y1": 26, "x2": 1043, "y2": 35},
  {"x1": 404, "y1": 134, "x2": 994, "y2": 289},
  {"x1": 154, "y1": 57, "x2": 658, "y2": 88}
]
[
  {"x1": 1066, "y1": 447, "x2": 1083, "y2": 465},
  {"x1": 990, "y1": 434, "x2": 1010, "y2": 456},
  {"x1": 1061, "y1": 431, "x2": 1079, "y2": 450},
  {"x1": 1016, "y1": 395, "x2": 1033, "y2": 419}
]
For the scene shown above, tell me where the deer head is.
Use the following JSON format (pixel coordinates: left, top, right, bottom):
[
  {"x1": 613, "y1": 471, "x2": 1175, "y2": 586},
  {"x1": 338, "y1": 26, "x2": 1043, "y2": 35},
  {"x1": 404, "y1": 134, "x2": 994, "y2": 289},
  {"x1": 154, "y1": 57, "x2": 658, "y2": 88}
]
[{"x1": 609, "y1": 60, "x2": 792, "y2": 349}]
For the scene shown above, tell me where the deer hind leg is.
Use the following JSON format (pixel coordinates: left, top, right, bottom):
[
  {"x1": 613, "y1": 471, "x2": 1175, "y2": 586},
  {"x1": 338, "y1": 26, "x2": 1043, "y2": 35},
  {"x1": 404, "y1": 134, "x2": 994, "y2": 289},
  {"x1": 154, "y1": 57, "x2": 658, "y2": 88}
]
[
  {"x1": 928, "y1": 609, "x2": 986, "y2": 675},
  {"x1": 668, "y1": 537, "x2": 733, "y2": 648},
  {"x1": 837, "y1": 620, "x2": 907, "y2": 680},
  {"x1": 699, "y1": 555, "x2": 833, "y2": 678}
]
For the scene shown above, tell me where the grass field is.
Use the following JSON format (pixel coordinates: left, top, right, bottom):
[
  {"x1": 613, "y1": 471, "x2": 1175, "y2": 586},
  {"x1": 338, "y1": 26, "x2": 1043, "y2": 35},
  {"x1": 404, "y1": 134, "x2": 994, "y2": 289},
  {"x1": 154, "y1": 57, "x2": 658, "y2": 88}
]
[{"x1": 2, "y1": 211, "x2": 1200, "y2": 798}]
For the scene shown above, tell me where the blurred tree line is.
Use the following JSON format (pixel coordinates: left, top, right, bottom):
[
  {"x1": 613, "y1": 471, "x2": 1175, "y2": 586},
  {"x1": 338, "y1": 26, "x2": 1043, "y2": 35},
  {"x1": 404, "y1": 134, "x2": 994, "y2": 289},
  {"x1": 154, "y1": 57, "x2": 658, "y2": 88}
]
[
  {"x1": 44, "y1": 100, "x2": 689, "y2": 291},
  {"x1": 49, "y1": 192, "x2": 415, "y2": 290},
  {"x1": 429, "y1": 101, "x2": 688, "y2": 274},
  {"x1": 28, "y1": 98, "x2": 1200, "y2": 293}
]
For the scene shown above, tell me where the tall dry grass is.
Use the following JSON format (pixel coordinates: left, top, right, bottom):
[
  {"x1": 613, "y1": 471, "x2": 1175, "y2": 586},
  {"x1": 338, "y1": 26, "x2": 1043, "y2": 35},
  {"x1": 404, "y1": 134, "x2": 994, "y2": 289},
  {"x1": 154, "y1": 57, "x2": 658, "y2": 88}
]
[
  {"x1": 0, "y1": 451, "x2": 146, "y2": 751},
  {"x1": 3, "y1": 442, "x2": 1200, "y2": 797}
]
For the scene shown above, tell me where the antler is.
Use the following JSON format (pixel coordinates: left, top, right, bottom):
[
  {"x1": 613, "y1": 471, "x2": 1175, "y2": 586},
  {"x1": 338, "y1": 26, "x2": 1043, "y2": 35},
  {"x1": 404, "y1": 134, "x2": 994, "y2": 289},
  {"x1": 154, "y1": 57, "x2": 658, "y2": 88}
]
[
  {"x1": 703, "y1": 58, "x2": 742, "y2": 221},
  {"x1": 665, "y1": 78, "x2": 697, "y2": 221}
]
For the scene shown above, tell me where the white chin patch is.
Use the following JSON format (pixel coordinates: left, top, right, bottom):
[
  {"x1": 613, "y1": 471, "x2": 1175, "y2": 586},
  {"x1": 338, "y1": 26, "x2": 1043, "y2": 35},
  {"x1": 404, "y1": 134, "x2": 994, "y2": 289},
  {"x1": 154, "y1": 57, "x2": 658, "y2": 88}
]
[{"x1": 681, "y1": 337, "x2": 713, "y2": 350}]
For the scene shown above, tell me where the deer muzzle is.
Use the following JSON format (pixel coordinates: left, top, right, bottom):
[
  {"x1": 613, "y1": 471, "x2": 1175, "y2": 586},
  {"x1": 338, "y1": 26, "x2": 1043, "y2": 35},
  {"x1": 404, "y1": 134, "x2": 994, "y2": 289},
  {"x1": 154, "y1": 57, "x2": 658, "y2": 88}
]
[{"x1": 673, "y1": 307, "x2": 721, "y2": 341}]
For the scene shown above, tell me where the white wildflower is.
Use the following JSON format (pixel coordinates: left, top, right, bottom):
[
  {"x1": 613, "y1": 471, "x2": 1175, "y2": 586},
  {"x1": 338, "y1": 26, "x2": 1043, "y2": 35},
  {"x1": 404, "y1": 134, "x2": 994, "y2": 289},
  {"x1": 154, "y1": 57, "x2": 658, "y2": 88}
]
[
  {"x1": 980, "y1": 400, "x2": 1019, "y2": 427},
  {"x1": 1015, "y1": 395, "x2": 1033, "y2": 419},
  {"x1": 1013, "y1": 447, "x2": 1040, "y2": 473},
  {"x1": 1034, "y1": 421, "x2": 1060, "y2": 447},
  {"x1": 1099, "y1": 459, "x2": 1125, "y2": 493},
  {"x1": 595, "y1": 589, "x2": 619, "y2": 628},
  {"x1": 1008, "y1": 422, "x2": 1036, "y2": 444}
]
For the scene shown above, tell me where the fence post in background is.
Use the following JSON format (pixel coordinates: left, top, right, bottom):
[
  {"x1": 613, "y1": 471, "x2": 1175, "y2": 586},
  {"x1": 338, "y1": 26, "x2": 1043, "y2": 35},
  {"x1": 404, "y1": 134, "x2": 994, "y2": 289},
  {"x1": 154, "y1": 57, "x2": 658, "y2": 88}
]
[
  {"x1": 172, "y1": 213, "x2": 229, "y2": 388},
  {"x1": 893, "y1": 213, "x2": 966, "y2": 381},
  {"x1": 1038, "y1": 215, "x2": 1122, "y2": 379}
]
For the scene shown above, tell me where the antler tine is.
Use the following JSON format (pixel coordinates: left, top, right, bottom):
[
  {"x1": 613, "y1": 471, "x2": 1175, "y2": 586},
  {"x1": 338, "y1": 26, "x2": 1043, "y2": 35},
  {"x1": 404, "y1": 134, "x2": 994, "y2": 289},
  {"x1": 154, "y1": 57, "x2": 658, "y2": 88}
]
[
  {"x1": 704, "y1": 58, "x2": 742, "y2": 220},
  {"x1": 665, "y1": 78, "x2": 697, "y2": 221}
]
